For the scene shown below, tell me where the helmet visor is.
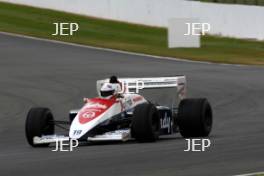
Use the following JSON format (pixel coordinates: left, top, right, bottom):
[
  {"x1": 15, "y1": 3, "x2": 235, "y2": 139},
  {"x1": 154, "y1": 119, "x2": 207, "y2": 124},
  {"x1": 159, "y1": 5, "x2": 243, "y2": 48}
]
[{"x1": 101, "y1": 90, "x2": 114, "y2": 97}]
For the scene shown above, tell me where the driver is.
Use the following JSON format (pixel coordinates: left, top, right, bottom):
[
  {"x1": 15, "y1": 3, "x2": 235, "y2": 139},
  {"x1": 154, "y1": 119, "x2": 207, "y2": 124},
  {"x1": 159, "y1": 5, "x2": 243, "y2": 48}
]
[
  {"x1": 83, "y1": 76, "x2": 122, "y2": 102},
  {"x1": 100, "y1": 76, "x2": 122, "y2": 99},
  {"x1": 100, "y1": 83, "x2": 121, "y2": 98}
]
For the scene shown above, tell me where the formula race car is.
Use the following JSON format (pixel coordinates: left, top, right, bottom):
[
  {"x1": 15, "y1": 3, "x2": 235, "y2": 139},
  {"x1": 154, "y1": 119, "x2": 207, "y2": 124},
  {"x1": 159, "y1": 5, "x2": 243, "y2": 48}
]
[{"x1": 25, "y1": 76, "x2": 213, "y2": 147}]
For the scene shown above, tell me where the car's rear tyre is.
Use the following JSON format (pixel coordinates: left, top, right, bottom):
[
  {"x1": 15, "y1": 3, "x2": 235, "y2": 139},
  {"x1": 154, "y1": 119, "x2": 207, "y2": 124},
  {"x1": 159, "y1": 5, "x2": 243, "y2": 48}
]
[
  {"x1": 131, "y1": 103, "x2": 160, "y2": 142},
  {"x1": 177, "y1": 98, "x2": 213, "y2": 138},
  {"x1": 25, "y1": 107, "x2": 55, "y2": 147}
]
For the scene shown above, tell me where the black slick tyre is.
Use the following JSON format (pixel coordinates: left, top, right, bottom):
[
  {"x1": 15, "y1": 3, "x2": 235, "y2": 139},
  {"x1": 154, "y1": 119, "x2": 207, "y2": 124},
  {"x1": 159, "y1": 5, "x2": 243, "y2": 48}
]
[
  {"x1": 131, "y1": 103, "x2": 160, "y2": 142},
  {"x1": 177, "y1": 98, "x2": 213, "y2": 138},
  {"x1": 25, "y1": 107, "x2": 55, "y2": 147}
]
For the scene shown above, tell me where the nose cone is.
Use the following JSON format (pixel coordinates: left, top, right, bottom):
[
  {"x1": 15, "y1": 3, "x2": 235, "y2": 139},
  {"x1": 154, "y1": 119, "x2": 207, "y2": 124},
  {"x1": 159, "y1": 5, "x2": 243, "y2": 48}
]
[{"x1": 69, "y1": 97, "x2": 117, "y2": 139}]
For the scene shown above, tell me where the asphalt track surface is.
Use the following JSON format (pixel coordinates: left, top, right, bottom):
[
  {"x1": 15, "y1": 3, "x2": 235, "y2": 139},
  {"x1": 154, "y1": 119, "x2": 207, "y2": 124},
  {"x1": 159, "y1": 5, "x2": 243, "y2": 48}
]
[{"x1": 0, "y1": 33, "x2": 264, "y2": 176}]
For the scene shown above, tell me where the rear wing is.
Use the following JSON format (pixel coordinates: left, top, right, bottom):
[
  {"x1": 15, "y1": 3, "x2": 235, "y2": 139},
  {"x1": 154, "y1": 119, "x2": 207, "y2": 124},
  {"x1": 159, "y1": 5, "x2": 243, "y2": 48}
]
[{"x1": 96, "y1": 76, "x2": 187, "y2": 100}]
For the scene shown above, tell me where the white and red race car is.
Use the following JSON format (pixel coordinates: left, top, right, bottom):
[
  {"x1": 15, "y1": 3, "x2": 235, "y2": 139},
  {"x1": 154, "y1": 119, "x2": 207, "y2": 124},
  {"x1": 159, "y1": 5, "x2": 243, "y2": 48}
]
[{"x1": 25, "y1": 76, "x2": 213, "y2": 147}]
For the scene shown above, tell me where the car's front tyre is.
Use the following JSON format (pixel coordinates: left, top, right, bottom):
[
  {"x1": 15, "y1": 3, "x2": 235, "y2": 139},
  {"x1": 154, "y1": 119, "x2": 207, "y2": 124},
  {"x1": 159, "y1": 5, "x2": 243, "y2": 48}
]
[
  {"x1": 131, "y1": 103, "x2": 160, "y2": 142},
  {"x1": 25, "y1": 107, "x2": 54, "y2": 147}
]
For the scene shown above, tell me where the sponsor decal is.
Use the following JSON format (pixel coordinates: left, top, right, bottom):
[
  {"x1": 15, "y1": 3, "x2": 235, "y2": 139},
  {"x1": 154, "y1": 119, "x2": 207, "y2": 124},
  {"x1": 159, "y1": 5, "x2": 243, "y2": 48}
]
[
  {"x1": 160, "y1": 112, "x2": 171, "y2": 133},
  {"x1": 86, "y1": 102, "x2": 108, "y2": 109},
  {"x1": 79, "y1": 98, "x2": 116, "y2": 124}
]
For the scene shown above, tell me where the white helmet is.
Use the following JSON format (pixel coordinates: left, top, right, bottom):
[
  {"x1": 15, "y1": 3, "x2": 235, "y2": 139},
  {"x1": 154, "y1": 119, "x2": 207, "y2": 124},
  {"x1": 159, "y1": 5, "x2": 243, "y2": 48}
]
[{"x1": 100, "y1": 83, "x2": 120, "y2": 98}]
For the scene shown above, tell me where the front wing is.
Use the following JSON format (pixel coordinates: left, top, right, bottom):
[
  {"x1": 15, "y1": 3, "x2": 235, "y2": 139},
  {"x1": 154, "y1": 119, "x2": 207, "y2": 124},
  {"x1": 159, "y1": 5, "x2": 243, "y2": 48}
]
[{"x1": 33, "y1": 129, "x2": 131, "y2": 145}]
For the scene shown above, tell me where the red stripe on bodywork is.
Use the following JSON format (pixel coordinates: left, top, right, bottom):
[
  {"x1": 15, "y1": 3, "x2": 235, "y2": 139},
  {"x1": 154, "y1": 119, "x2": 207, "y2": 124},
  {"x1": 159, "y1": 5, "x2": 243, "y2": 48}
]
[{"x1": 78, "y1": 97, "x2": 117, "y2": 124}]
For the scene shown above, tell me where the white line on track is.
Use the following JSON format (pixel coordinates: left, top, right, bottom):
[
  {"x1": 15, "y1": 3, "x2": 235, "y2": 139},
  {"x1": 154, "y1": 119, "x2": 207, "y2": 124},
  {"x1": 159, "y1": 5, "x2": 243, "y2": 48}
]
[
  {"x1": 234, "y1": 171, "x2": 264, "y2": 176},
  {"x1": 0, "y1": 31, "x2": 248, "y2": 67}
]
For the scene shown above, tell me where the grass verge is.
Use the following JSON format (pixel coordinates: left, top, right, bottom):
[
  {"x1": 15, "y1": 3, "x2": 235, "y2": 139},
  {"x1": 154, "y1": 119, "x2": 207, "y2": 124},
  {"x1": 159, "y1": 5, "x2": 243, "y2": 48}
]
[{"x1": 0, "y1": 2, "x2": 264, "y2": 65}]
